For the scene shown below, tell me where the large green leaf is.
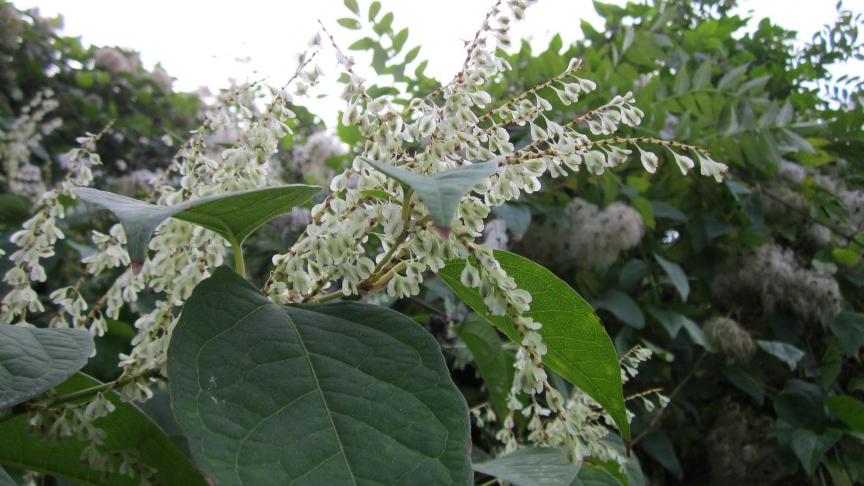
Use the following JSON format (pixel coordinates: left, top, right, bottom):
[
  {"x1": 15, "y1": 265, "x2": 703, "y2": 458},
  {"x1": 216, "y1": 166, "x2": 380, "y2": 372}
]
[
  {"x1": 439, "y1": 250, "x2": 629, "y2": 440},
  {"x1": 0, "y1": 325, "x2": 93, "y2": 410},
  {"x1": 0, "y1": 373, "x2": 205, "y2": 486},
  {"x1": 473, "y1": 448, "x2": 581, "y2": 486},
  {"x1": 74, "y1": 185, "x2": 320, "y2": 261},
  {"x1": 361, "y1": 157, "x2": 498, "y2": 231},
  {"x1": 168, "y1": 266, "x2": 471, "y2": 485},
  {"x1": 458, "y1": 314, "x2": 516, "y2": 421}
]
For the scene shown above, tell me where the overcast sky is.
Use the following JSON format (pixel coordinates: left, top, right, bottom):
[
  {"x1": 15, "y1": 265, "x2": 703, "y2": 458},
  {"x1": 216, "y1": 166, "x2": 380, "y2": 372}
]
[{"x1": 15, "y1": 0, "x2": 864, "y2": 124}]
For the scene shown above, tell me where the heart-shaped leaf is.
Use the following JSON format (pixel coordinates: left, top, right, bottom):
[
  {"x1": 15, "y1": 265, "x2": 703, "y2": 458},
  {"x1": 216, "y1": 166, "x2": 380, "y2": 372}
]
[
  {"x1": 0, "y1": 325, "x2": 93, "y2": 410},
  {"x1": 362, "y1": 157, "x2": 498, "y2": 231},
  {"x1": 0, "y1": 373, "x2": 206, "y2": 486},
  {"x1": 438, "y1": 250, "x2": 629, "y2": 440},
  {"x1": 168, "y1": 266, "x2": 471, "y2": 485},
  {"x1": 473, "y1": 448, "x2": 580, "y2": 486},
  {"x1": 74, "y1": 185, "x2": 320, "y2": 261}
]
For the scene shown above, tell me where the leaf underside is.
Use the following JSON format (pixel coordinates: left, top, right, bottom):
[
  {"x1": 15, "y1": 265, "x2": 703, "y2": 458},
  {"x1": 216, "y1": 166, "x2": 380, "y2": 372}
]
[
  {"x1": 362, "y1": 157, "x2": 498, "y2": 229},
  {"x1": 74, "y1": 184, "x2": 320, "y2": 261}
]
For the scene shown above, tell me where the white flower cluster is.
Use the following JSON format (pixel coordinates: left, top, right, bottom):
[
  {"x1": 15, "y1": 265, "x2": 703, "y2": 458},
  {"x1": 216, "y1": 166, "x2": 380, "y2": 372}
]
[
  {"x1": 518, "y1": 197, "x2": 644, "y2": 271},
  {"x1": 1, "y1": 131, "x2": 102, "y2": 324},
  {"x1": 713, "y1": 242, "x2": 842, "y2": 325},
  {"x1": 1, "y1": 89, "x2": 62, "y2": 196},
  {"x1": 540, "y1": 346, "x2": 662, "y2": 468}
]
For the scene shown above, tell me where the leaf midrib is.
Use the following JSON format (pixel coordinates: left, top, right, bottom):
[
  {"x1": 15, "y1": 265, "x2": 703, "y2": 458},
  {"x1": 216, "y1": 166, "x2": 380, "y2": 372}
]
[{"x1": 284, "y1": 312, "x2": 359, "y2": 485}]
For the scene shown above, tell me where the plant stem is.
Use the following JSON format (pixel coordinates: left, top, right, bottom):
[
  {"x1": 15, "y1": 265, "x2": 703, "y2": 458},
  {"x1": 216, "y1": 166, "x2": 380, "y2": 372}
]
[
  {"x1": 231, "y1": 240, "x2": 246, "y2": 278},
  {"x1": 44, "y1": 382, "x2": 117, "y2": 407}
]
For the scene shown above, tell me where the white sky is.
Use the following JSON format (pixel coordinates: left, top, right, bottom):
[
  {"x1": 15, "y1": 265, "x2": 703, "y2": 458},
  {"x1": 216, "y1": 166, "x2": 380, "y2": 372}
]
[{"x1": 15, "y1": 1, "x2": 864, "y2": 124}]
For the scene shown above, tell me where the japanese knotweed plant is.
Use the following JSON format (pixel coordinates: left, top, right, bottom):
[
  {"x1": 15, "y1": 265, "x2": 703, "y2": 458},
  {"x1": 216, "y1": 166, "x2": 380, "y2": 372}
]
[{"x1": 0, "y1": 0, "x2": 726, "y2": 484}]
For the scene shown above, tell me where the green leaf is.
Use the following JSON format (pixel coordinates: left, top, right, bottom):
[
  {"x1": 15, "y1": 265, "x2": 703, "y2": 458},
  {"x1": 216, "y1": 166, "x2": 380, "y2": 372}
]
[
  {"x1": 439, "y1": 250, "x2": 629, "y2": 440},
  {"x1": 0, "y1": 326, "x2": 93, "y2": 410},
  {"x1": 0, "y1": 466, "x2": 12, "y2": 486},
  {"x1": 348, "y1": 37, "x2": 376, "y2": 51},
  {"x1": 593, "y1": 290, "x2": 645, "y2": 329},
  {"x1": 358, "y1": 189, "x2": 392, "y2": 201},
  {"x1": 336, "y1": 17, "x2": 361, "y2": 30},
  {"x1": 830, "y1": 311, "x2": 864, "y2": 355},
  {"x1": 74, "y1": 185, "x2": 319, "y2": 261},
  {"x1": 362, "y1": 157, "x2": 498, "y2": 231},
  {"x1": 646, "y1": 307, "x2": 689, "y2": 338},
  {"x1": 473, "y1": 448, "x2": 580, "y2": 486},
  {"x1": 649, "y1": 201, "x2": 686, "y2": 222},
  {"x1": 573, "y1": 463, "x2": 623, "y2": 485},
  {"x1": 653, "y1": 254, "x2": 689, "y2": 302},
  {"x1": 0, "y1": 373, "x2": 206, "y2": 486},
  {"x1": 337, "y1": 114, "x2": 364, "y2": 145},
  {"x1": 368, "y1": 1, "x2": 381, "y2": 20},
  {"x1": 774, "y1": 380, "x2": 826, "y2": 431},
  {"x1": 342, "y1": 0, "x2": 359, "y2": 15},
  {"x1": 826, "y1": 395, "x2": 864, "y2": 432},
  {"x1": 756, "y1": 340, "x2": 805, "y2": 371},
  {"x1": 631, "y1": 197, "x2": 655, "y2": 229},
  {"x1": 639, "y1": 431, "x2": 683, "y2": 480},
  {"x1": 776, "y1": 420, "x2": 841, "y2": 475},
  {"x1": 458, "y1": 314, "x2": 515, "y2": 421},
  {"x1": 168, "y1": 266, "x2": 471, "y2": 485},
  {"x1": 404, "y1": 45, "x2": 421, "y2": 63},
  {"x1": 0, "y1": 194, "x2": 31, "y2": 228},
  {"x1": 721, "y1": 366, "x2": 765, "y2": 405},
  {"x1": 618, "y1": 259, "x2": 648, "y2": 293},
  {"x1": 717, "y1": 63, "x2": 749, "y2": 90},
  {"x1": 832, "y1": 247, "x2": 861, "y2": 267},
  {"x1": 392, "y1": 28, "x2": 409, "y2": 52},
  {"x1": 373, "y1": 12, "x2": 394, "y2": 35},
  {"x1": 693, "y1": 60, "x2": 712, "y2": 90}
]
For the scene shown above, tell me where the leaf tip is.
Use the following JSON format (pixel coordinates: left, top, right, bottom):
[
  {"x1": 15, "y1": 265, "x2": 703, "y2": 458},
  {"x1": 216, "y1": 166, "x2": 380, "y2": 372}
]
[{"x1": 434, "y1": 225, "x2": 452, "y2": 239}]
